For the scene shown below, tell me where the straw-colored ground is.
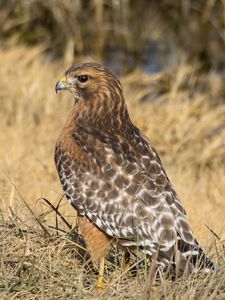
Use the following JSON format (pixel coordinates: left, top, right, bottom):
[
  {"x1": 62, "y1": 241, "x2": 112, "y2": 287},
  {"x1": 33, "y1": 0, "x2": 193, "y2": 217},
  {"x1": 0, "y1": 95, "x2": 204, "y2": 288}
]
[{"x1": 0, "y1": 46, "x2": 224, "y2": 299}]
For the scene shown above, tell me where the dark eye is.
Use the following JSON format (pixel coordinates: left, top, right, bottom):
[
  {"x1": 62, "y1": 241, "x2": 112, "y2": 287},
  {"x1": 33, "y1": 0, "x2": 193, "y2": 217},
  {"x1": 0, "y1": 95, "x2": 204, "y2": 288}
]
[{"x1": 78, "y1": 75, "x2": 89, "y2": 83}]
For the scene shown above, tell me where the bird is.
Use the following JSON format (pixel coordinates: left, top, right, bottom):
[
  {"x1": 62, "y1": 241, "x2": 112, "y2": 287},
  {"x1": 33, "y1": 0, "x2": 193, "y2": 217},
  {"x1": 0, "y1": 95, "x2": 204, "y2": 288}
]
[{"x1": 54, "y1": 62, "x2": 214, "y2": 288}]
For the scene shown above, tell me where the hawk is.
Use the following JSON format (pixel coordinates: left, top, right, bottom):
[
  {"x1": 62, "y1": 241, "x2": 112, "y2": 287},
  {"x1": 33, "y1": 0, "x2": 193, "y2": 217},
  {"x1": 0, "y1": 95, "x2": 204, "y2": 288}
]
[{"x1": 55, "y1": 63, "x2": 214, "y2": 288}]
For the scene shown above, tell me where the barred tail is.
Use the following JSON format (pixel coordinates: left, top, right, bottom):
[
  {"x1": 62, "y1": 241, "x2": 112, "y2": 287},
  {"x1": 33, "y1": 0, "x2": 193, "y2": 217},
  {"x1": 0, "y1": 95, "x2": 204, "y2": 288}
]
[{"x1": 178, "y1": 239, "x2": 215, "y2": 271}]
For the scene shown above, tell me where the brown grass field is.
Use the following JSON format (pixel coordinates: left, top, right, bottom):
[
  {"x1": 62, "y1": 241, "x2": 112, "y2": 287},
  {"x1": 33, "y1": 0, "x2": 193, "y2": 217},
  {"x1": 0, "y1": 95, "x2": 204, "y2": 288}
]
[{"x1": 0, "y1": 46, "x2": 225, "y2": 299}]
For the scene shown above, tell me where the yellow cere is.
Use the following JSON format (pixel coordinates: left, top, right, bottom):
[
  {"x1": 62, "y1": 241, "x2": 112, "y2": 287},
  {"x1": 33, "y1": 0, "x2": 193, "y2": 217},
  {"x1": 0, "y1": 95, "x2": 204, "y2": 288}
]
[{"x1": 59, "y1": 75, "x2": 67, "y2": 84}]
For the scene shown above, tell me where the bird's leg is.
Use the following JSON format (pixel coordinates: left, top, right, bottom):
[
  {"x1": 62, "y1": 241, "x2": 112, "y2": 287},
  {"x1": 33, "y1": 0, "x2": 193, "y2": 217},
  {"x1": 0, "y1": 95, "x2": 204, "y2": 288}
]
[
  {"x1": 96, "y1": 256, "x2": 105, "y2": 289},
  {"x1": 122, "y1": 251, "x2": 131, "y2": 271}
]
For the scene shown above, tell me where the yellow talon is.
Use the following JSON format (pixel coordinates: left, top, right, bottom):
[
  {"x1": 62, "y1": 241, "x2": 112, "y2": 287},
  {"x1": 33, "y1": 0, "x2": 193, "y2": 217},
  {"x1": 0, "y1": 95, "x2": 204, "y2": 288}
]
[
  {"x1": 96, "y1": 276, "x2": 105, "y2": 289},
  {"x1": 96, "y1": 256, "x2": 105, "y2": 289}
]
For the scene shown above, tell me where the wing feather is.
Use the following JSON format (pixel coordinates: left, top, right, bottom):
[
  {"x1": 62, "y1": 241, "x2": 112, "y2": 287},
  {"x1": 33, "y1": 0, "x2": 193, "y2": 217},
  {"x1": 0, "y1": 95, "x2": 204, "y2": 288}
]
[{"x1": 55, "y1": 126, "x2": 196, "y2": 256}]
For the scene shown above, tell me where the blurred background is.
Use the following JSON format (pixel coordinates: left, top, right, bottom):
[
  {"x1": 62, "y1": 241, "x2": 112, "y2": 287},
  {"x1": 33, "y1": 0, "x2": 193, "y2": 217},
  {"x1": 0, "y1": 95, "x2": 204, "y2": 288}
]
[
  {"x1": 0, "y1": 0, "x2": 225, "y2": 241},
  {"x1": 2, "y1": 0, "x2": 225, "y2": 73}
]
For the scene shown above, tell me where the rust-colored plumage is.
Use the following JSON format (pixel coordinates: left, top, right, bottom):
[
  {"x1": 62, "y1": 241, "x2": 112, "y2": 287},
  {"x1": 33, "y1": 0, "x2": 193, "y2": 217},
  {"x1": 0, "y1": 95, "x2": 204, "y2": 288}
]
[{"x1": 55, "y1": 63, "x2": 214, "y2": 286}]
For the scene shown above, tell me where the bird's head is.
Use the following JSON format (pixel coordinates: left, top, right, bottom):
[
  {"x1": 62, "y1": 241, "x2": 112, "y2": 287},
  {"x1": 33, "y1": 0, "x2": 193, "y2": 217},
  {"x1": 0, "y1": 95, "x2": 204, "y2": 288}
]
[
  {"x1": 55, "y1": 62, "x2": 124, "y2": 104},
  {"x1": 55, "y1": 62, "x2": 132, "y2": 130}
]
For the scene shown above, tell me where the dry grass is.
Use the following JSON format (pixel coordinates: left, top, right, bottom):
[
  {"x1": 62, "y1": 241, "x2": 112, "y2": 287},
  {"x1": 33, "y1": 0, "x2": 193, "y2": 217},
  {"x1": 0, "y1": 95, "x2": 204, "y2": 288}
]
[{"x1": 0, "y1": 45, "x2": 225, "y2": 299}]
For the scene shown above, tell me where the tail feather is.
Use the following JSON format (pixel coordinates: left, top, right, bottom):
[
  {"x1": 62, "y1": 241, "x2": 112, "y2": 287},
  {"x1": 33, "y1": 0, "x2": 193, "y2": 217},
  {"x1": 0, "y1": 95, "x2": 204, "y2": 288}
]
[
  {"x1": 154, "y1": 240, "x2": 215, "y2": 278},
  {"x1": 178, "y1": 238, "x2": 214, "y2": 271},
  {"x1": 141, "y1": 238, "x2": 215, "y2": 277}
]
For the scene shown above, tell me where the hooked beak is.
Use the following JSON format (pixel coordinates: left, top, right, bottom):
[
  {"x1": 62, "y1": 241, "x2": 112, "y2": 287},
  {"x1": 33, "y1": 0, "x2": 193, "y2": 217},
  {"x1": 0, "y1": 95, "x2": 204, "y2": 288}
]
[{"x1": 55, "y1": 75, "x2": 67, "y2": 93}]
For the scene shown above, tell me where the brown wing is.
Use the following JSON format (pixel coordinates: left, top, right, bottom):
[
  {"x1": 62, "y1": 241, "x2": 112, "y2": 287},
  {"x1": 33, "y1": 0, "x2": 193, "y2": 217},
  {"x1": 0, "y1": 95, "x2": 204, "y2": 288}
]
[{"x1": 55, "y1": 124, "x2": 212, "y2": 269}]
